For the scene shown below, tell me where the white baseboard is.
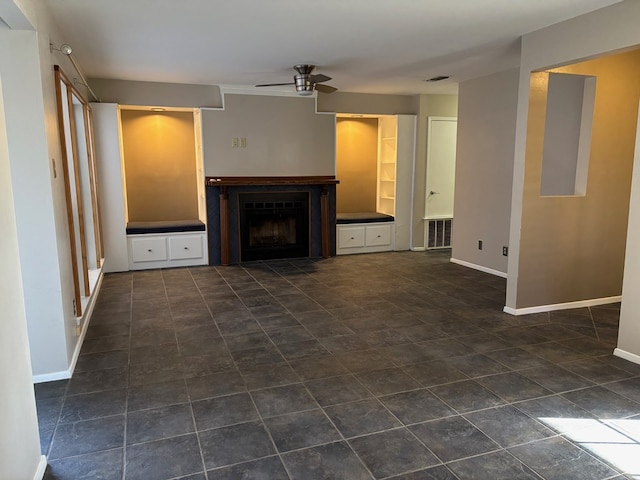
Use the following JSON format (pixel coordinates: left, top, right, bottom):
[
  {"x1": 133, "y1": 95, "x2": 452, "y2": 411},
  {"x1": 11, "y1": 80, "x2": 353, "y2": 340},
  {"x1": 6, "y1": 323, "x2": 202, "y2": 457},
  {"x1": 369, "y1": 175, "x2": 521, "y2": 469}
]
[
  {"x1": 34, "y1": 455, "x2": 47, "y2": 480},
  {"x1": 32, "y1": 270, "x2": 104, "y2": 384},
  {"x1": 411, "y1": 246, "x2": 427, "y2": 252},
  {"x1": 503, "y1": 295, "x2": 622, "y2": 316},
  {"x1": 613, "y1": 348, "x2": 640, "y2": 365},
  {"x1": 450, "y1": 257, "x2": 507, "y2": 278},
  {"x1": 33, "y1": 369, "x2": 71, "y2": 383},
  {"x1": 68, "y1": 270, "x2": 104, "y2": 377}
]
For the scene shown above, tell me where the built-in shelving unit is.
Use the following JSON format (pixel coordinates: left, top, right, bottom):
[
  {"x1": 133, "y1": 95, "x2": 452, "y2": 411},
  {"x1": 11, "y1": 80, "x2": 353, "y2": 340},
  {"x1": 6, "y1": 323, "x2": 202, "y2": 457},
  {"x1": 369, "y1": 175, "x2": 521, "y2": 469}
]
[{"x1": 377, "y1": 118, "x2": 398, "y2": 216}]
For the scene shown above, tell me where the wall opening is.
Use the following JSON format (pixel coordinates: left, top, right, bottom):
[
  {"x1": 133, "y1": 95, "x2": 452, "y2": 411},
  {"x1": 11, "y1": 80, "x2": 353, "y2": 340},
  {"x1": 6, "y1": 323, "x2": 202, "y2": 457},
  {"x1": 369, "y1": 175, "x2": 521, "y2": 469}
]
[{"x1": 540, "y1": 72, "x2": 596, "y2": 196}]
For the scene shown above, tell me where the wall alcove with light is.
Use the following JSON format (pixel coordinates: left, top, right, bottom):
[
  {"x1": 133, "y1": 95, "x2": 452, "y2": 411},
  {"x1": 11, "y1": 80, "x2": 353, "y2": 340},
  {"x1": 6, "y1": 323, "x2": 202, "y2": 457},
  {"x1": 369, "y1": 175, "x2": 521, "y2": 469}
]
[{"x1": 117, "y1": 106, "x2": 208, "y2": 270}]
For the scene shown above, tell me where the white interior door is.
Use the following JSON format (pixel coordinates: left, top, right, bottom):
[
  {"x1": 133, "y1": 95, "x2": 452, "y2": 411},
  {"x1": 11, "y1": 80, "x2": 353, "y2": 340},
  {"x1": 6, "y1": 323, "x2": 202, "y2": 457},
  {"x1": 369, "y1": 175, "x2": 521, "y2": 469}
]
[{"x1": 425, "y1": 117, "x2": 457, "y2": 219}]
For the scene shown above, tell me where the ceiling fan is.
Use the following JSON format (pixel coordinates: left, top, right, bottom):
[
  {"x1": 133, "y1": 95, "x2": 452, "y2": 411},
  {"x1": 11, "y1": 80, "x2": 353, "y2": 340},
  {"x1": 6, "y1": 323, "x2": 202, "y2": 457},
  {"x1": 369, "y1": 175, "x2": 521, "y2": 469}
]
[{"x1": 255, "y1": 64, "x2": 338, "y2": 96}]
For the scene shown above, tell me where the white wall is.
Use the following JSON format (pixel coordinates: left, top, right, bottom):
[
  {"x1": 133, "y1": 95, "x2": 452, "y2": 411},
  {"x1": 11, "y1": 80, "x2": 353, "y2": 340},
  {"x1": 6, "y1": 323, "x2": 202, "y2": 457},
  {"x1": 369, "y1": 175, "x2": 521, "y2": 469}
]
[
  {"x1": 0, "y1": 0, "x2": 101, "y2": 380},
  {"x1": 507, "y1": 0, "x2": 640, "y2": 311},
  {"x1": 452, "y1": 68, "x2": 519, "y2": 275},
  {"x1": 0, "y1": 23, "x2": 71, "y2": 377},
  {"x1": 92, "y1": 103, "x2": 129, "y2": 272},
  {"x1": 0, "y1": 65, "x2": 46, "y2": 480},
  {"x1": 394, "y1": 115, "x2": 416, "y2": 250},
  {"x1": 617, "y1": 101, "x2": 640, "y2": 362},
  {"x1": 202, "y1": 94, "x2": 336, "y2": 177}
]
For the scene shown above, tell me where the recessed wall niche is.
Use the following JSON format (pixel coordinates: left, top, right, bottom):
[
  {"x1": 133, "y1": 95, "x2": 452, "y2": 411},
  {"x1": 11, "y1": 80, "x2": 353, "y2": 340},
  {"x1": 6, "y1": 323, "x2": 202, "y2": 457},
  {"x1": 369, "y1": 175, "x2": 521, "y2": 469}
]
[
  {"x1": 120, "y1": 108, "x2": 201, "y2": 222},
  {"x1": 540, "y1": 72, "x2": 596, "y2": 196}
]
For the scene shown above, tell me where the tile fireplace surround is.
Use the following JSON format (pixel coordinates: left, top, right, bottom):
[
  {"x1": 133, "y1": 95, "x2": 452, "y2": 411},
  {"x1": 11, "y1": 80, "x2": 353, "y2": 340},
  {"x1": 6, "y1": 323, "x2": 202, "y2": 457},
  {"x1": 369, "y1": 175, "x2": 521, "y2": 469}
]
[{"x1": 205, "y1": 177, "x2": 338, "y2": 265}]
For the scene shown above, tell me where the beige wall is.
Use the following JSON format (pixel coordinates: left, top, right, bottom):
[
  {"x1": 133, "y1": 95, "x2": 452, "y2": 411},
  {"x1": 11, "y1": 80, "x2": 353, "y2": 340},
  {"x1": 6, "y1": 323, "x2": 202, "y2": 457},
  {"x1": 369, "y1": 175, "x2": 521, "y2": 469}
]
[
  {"x1": 515, "y1": 49, "x2": 640, "y2": 308},
  {"x1": 318, "y1": 92, "x2": 416, "y2": 115},
  {"x1": 90, "y1": 78, "x2": 223, "y2": 108},
  {"x1": 121, "y1": 110, "x2": 199, "y2": 222},
  {"x1": 202, "y1": 94, "x2": 336, "y2": 177},
  {"x1": 506, "y1": 0, "x2": 640, "y2": 312},
  {"x1": 336, "y1": 118, "x2": 378, "y2": 212},
  {"x1": 412, "y1": 94, "x2": 459, "y2": 247},
  {"x1": 452, "y1": 68, "x2": 519, "y2": 274}
]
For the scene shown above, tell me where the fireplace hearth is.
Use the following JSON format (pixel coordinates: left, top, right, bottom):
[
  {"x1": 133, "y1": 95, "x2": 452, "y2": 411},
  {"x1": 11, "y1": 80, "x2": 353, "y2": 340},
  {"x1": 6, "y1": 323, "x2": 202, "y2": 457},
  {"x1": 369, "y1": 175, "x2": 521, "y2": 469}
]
[{"x1": 239, "y1": 192, "x2": 309, "y2": 261}]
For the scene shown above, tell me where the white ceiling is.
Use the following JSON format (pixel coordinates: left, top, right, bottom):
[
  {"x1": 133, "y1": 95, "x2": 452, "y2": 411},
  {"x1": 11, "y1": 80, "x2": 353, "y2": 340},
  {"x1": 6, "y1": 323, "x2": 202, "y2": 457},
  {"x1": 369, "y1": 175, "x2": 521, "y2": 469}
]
[{"x1": 44, "y1": 0, "x2": 622, "y2": 96}]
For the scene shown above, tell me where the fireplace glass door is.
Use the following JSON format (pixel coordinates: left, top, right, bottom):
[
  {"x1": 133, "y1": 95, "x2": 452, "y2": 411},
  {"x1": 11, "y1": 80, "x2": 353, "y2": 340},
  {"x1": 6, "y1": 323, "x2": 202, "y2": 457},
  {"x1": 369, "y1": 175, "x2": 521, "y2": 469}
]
[{"x1": 239, "y1": 192, "x2": 310, "y2": 261}]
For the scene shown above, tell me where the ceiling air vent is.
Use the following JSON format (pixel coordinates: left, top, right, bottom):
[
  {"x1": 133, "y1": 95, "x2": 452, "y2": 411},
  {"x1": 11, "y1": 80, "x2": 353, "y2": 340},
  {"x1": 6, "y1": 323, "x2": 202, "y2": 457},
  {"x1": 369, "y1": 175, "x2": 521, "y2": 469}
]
[{"x1": 426, "y1": 75, "x2": 450, "y2": 82}]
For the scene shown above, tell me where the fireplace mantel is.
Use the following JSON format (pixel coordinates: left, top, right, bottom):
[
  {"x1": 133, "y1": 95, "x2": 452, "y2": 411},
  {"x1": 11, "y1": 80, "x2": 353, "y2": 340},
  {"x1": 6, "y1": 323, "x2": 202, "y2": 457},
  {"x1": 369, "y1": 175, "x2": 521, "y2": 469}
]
[
  {"x1": 205, "y1": 176, "x2": 340, "y2": 186},
  {"x1": 205, "y1": 176, "x2": 338, "y2": 265}
]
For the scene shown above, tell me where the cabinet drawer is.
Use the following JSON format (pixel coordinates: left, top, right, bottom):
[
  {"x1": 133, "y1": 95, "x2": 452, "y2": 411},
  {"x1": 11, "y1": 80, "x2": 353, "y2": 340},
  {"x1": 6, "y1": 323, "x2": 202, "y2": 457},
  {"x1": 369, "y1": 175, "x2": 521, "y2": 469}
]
[
  {"x1": 130, "y1": 237, "x2": 167, "y2": 262},
  {"x1": 338, "y1": 227, "x2": 365, "y2": 249},
  {"x1": 169, "y1": 235, "x2": 204, "y2": 260},
  {"x1": 365, "y1": 224, "x2": 392, "y2": 246}
]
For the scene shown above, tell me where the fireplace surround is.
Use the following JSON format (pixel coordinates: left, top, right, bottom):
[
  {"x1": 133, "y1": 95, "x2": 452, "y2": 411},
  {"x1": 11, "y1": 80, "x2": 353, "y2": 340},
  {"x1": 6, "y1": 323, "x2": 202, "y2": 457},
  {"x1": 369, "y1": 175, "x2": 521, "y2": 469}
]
[{"x1": 205, "y1": 176, "x2": 338, "y2": 265}]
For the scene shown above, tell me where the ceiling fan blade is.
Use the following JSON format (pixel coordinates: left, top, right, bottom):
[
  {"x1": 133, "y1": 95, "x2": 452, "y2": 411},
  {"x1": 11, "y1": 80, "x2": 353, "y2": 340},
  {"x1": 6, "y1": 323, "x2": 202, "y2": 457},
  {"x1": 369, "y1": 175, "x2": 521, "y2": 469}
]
[
  {"x1": 255, "y1": 82, "x2": 295, "y2": 87},
  {"x1": 314, "y1": 83, "x2": 338, "y2": 94},
  {"x1": 310, "y1": 73, "x2": 331, "y2": 84}
]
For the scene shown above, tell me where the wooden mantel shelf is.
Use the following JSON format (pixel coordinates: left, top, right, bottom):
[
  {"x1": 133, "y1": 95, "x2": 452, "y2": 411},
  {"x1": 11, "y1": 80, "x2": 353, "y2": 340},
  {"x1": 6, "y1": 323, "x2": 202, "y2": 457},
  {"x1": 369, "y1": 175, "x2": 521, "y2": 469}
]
[{"x1": 206, "y1": 176, "x2": 339, "y2": 186}]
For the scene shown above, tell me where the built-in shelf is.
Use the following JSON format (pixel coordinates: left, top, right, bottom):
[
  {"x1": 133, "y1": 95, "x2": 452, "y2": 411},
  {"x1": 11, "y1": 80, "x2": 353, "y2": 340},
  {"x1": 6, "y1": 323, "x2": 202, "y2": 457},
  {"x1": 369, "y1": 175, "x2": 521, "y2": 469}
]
[{"x1": 377, "y1": 117, "x2": 398, "y2": 216}]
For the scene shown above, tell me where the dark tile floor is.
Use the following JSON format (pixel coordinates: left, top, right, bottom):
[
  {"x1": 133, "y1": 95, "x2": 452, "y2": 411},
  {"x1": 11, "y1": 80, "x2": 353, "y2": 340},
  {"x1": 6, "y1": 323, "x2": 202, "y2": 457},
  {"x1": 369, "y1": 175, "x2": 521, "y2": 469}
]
[{"x1": 36, "y1": 250, "x2": 640, "y2": 479}]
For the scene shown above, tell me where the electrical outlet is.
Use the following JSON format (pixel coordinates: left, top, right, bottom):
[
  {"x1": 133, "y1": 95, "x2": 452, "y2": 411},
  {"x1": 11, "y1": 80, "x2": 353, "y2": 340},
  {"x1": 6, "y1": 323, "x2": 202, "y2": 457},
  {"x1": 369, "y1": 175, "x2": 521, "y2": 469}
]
[
  {"x1": 231, "y1": 137, "x2": 239, "y2": 148},
  {"x1": 478, "y1": 240, "x2": 483, "y2": 250},
  {"x1": 503, "y1": 246, "x2": 508, "y2": 256},
  {"x1": 240, "y1": 137, "x2": 247, "y2": 148}
]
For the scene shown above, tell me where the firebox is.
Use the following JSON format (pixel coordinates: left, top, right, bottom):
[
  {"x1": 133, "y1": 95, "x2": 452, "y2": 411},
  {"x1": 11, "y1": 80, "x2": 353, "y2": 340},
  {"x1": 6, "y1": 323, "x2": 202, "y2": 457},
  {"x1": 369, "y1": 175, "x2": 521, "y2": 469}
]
[{"x1": 239, "y1": 192, "x2": 310, "y2": 261}]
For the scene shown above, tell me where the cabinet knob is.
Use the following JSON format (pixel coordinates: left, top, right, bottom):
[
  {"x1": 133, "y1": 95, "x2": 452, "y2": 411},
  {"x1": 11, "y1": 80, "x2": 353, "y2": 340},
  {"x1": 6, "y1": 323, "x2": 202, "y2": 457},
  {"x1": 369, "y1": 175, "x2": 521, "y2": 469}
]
[
  {"x1": 350, "y1": 237, "x2": 354, "y2": 240},
  {"x1": 377, "y1": 235, "x2": 381, "y2": 238},
  {"x1": 147, "y1": 249, "x2": 152, "y2": 252},
  {"x1": 184, "y1": 246, "x2": 189, "y2": 250}
]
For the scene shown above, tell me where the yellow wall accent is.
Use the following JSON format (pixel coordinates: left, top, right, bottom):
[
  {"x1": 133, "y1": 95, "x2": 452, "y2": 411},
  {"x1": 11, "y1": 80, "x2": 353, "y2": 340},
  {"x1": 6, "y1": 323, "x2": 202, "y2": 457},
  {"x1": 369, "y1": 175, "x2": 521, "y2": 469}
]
[
  {"x1": 336, "y1": 118, "x2": 378, "y2": 213},
  {"x1": 121, "y1": 110, "x2": 199, "y2": 222}
]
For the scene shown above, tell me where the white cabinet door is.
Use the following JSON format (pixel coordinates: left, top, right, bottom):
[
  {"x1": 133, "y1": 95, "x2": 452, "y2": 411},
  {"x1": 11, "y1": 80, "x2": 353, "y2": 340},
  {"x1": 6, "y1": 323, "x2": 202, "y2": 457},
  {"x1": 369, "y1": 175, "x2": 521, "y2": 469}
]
[
  {"x1": 130, "y1": 237, "x2": 167, "y2": 263},
  {"x1": 338, "y1": 227, "x2": 365, "y2": 249},
  {"x1": 365, "y1": 224, "x2": 392, "y2": 247},
  {"x1": 169, "y1": 235, "x2": 204, "y2": 260}
]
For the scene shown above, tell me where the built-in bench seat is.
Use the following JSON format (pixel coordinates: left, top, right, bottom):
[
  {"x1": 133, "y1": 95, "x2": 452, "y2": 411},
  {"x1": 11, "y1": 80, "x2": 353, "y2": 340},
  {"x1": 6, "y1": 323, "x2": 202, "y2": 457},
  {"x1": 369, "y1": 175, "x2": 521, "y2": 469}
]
[
  {"x1": 125, "y1": 219, "x2": 206, "y2": 235},
  {"x1": 336, "y1": 212, "x2": 394, "y2": 224},
  {"x1": 125, "y1": 220, "x2": 208, "y2": 270},
  {"x1": 336, "y1": 212, "x2": 395, "y2": 255}
]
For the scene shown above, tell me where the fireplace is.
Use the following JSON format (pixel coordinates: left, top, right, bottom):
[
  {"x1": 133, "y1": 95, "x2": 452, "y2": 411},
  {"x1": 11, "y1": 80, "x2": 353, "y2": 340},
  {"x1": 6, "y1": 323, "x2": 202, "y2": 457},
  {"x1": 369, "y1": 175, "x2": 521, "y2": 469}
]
[
  {"x1": 239, "y1": 192, "x2": 309, "y2": 261},
  {"x1": 205, "y1": 176, "x2": 338, "y2": 265}
]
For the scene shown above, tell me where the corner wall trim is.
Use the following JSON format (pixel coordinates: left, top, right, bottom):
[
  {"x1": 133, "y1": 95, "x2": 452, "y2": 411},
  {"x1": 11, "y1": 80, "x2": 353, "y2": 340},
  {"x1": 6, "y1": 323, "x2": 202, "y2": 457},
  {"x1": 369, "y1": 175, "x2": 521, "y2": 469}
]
[
  {"x1": 450, "y1": 257, "x2": 507, "y2": 278},
  {"x1": 613, "y1": 348, "x2": 640, "y2": 366},
  {"x1": 34, "y1": 455, "x2": 47, "y2": 480},
  {"x1": 503, "y1": 295, "x2": 622, "y2": 316}
]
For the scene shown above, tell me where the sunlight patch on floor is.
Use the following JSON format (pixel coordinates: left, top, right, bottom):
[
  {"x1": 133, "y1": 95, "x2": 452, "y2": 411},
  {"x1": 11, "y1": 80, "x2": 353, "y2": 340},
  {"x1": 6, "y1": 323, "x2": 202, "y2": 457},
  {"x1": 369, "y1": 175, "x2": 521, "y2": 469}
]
[{"x1": 540, "y1": 417, "x2": 640, "y2": 477}]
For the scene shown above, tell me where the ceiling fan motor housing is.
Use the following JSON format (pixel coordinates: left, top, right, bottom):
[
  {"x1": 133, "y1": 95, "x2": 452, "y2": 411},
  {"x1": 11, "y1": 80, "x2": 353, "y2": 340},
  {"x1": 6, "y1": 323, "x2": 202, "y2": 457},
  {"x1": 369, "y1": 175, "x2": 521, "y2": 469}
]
[{"x1": 294, "y1": 74, "x2": 314, "y2": 95}]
